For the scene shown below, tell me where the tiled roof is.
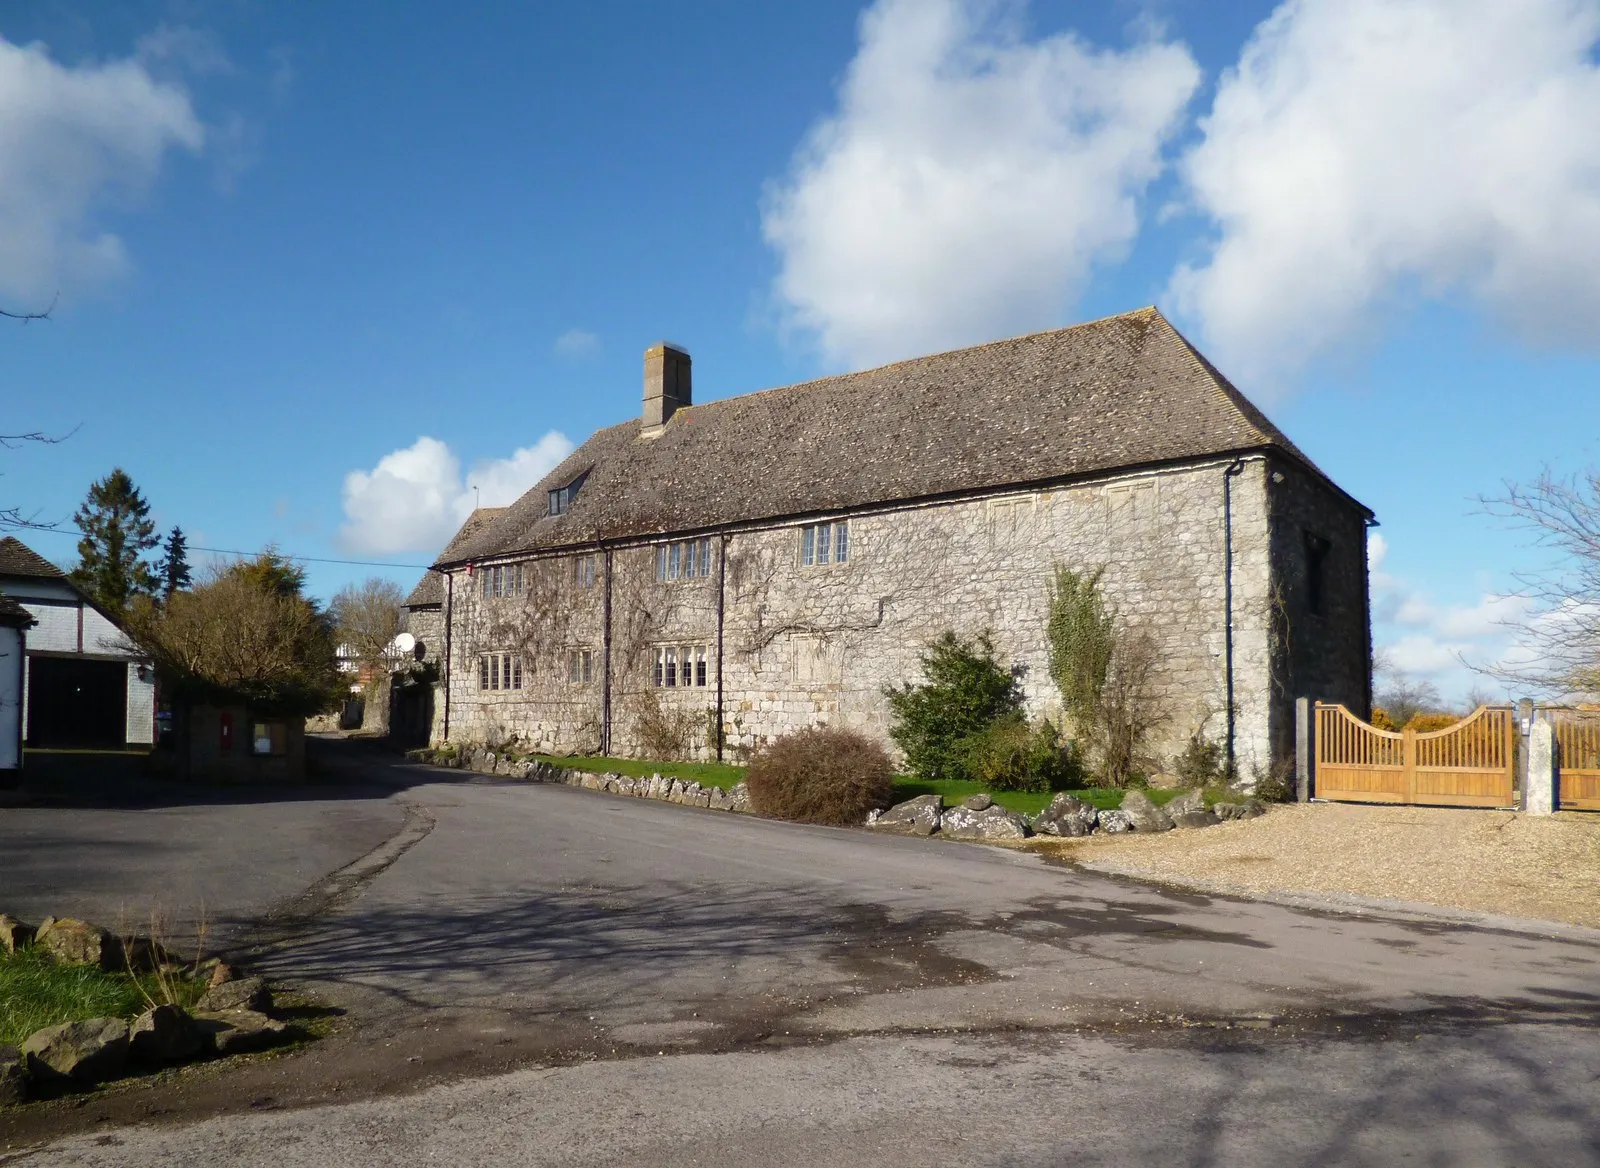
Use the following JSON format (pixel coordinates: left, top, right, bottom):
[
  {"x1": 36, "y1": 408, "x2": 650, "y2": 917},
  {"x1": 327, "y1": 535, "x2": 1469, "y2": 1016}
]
[
  {"x1": 0, "y1": 590, "x2": 34, "y2": 627},
  {"x1": 403, "y1": 508, "x2": 506, "y2": 607},
  {"x1": 439, "y1": 307, "x2": 1366, "y2": 567},
  {"x1": 0, "y1": 536, "x2": 67, "y2": 579}
]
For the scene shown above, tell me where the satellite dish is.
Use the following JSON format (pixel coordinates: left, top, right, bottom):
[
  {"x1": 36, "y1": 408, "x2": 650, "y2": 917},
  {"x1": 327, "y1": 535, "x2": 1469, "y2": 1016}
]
[{"x1": 392, "y1": 632, "x2": 416, "y2": 657}]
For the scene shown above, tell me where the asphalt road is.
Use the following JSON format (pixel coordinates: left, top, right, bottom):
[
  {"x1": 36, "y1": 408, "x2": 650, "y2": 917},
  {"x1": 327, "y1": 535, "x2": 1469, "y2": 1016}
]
[{"x1": 4, "y1": 745, "x2": 1599, "y2": 1166}]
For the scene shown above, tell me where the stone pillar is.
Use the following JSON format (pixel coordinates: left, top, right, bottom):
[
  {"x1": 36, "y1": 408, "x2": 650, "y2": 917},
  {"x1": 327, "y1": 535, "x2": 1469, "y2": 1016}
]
[
  {"x1": 1295, "y1": 697, "x2": 1312, "y2": 802},
  {"x1": 1526, "y1": 717, "x2": 1555, "y2": 816}
]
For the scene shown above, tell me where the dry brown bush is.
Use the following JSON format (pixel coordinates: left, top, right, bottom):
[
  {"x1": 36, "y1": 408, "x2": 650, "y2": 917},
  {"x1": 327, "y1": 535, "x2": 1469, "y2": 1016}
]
[{"x1": 745, "y1": 726, "x2": 894, "y2": 825}]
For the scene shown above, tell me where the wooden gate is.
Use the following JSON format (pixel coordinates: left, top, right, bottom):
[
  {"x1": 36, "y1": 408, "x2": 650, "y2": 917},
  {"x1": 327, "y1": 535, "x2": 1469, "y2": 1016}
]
[
  {"x1": 1314, "y1": 704, "x2": 1516, "y2": 808},
  {"x1": 1546, "y1": 709, "x2": 1600, "y2": 811}
]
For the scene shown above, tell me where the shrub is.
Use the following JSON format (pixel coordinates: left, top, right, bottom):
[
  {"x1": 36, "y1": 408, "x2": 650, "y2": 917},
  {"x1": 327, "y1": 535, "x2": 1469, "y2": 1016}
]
[
  {"x1": 962, "y1": 716, "x2": 1080, "y2": 792},
  {"x1": 1251, "y1": 757, "x2": 1294, "y2": 802},
  {"x1": 884, "y1": 631, "x2": 1021, "y2": 781},
  {"x1": 1370, "y1": 706, "x2": 1397, "y2": 731},
  {"x1": 1404, "y1": 712, "x2": 1460, "y2": 733},
  {"x1": 1174, "y1": 726, "x2": 1227, "y2": 786},
  {"x1": 745, "y1": 726, "x2": 894, "y2": 825}
]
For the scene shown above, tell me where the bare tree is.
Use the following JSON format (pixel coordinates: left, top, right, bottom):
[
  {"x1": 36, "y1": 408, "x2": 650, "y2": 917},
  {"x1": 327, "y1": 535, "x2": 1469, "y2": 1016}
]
[
  {"x1": 1, "y1": 426, "x2": 76, "y2": 531},
  {"x1": 1374, "y1": 674, "x2": 1442, "y2": 727},
  {"x1": 1480, "y1": 467, "x2": 1600, "y2": 694},
  {"x1": 330, "y1": 577, "x2": 406, "y2": 682}
]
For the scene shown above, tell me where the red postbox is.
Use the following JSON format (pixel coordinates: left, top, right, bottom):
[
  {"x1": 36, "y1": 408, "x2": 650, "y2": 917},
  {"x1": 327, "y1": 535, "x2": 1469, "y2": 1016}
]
[{"x1": 220, "y1": 712, "x2": 233, "y2": 752}]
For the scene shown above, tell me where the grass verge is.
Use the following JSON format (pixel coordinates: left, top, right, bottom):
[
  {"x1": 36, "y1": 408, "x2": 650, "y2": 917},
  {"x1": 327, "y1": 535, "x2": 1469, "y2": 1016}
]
[{"x1": 0, "y1": 946, "x2": 207, "y2": 1049}]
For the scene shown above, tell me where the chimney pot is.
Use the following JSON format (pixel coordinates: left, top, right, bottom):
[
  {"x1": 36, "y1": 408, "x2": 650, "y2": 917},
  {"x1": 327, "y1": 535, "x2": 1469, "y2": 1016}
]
[{"x1": 643, "y1": 343, "x2": 691, "y2": 434}]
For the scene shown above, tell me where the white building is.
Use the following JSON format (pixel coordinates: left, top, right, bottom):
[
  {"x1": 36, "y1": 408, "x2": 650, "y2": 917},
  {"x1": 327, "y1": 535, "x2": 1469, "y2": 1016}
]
[{"x1": 0, "y1": 537, "x2": 156, "y2": 751}]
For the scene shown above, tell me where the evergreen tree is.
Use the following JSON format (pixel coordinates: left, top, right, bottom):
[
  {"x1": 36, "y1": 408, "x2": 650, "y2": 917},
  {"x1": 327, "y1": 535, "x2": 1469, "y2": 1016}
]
[
  {"x1": 156, "y1": 525, "x2": 193, "y2": 600},
  {"x1": 70, "y1": 468, "x2": 158, "y2": 614}
]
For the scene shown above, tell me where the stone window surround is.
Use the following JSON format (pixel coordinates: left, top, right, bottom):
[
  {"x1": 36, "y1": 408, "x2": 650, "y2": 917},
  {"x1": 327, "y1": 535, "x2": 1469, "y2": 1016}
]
[
  {"x1": 653, "y1": 644, "x2": 710, "y2": 689},
  {"x1": 655, "y1": 538, "x2": 712, "y2": 582},
  {"x1": 568, "y1": 648, "x2": 595, "y2": 685},
  {"x1": 800, "y1": 520, "x2": 849, "y2": 567},
  {"x1": 478, "y1": 652, "x2": 524, "y2": 692}
]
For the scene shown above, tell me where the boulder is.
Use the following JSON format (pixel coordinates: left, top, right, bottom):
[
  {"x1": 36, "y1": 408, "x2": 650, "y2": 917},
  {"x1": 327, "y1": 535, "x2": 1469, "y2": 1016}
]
[
  {"x1": 962, "y1": 793, "x2": 993, "y2": 811},
  {"x1": 727, "y1": 783, "x2": 752, "y2": 813},
  {"x1": 1033, "y1": 793, "x2": 1099, "y2": 837},
  {"x1": 192, "y1": 1009, "x2": 288, "y2": 1056},
  {"x1": 130, "y1": 1005, "x2": 203, "y2": 1064},
  {"x1": 35, "y1": 917, "x2": 116, "y2": 969},
  {"x1": 1119, "y1": 790, "x2": 1174, "y2": 833},
  {"x1": 1163, "y1": 789, "x2": 1207, "y2": 817},
  {"x1": 118, "y1": 935, "x2": 172, "y2": 973},
  {"x1": 1097, "y1": 809, "x2": 1134, "y2": 834},
  {"x1": 22, "y1": 1017, "x2": 130, "y2": 1084},
  {"x1": 1171, "y1": 810, "x2": 1218, "y2": 829},
  {"x1": 204, "y1": 960, "x2": 235, "y2": 988},
  {"x1": 0, "y1": 1045, "x2": 25, "y2": 1105},
  {"x1": 0, "y1": 914, "x2": 34, "y2": 954},
  {"x1": 197, "y1": 975, "x2": 272, "y2": 1014},
  {"x1": 866, "y1": 794, "x2": 943, "y2": 836},
  {"x1": 938, "y1": 803, "x2": 1031, "y2": 840},
  {"x1": 667, "y1": 780, "x2": 687, "y2": 804},
  {"x1": 1213, "y1": 800, "x2": 1267, "y2": 821},
  {"x1": 708, "y1": 786, "x2": 733, "y2": 811}
]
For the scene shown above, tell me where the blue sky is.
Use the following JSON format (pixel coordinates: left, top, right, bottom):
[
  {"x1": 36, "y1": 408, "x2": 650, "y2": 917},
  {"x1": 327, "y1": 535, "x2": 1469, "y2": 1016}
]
[{"x1": 2, "y1": 0, "x2": 1598, "y2": 701}]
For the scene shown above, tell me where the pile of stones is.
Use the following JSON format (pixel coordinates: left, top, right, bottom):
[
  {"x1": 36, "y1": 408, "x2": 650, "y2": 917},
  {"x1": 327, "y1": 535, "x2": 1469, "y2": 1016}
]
[
  {"x1": 0, "y1": 915, "x2": 288, "y2": 1106},
  {"x1": 866, "y1": 789, "x2": 1267, "y2": 841},
  {"x1": 410, "y1": 748, "x2": 754, "y2": 813}
]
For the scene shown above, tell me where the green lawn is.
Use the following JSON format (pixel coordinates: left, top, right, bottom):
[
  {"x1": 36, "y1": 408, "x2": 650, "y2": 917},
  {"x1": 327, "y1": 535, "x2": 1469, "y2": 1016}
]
[
  {"x1": 524, "y1": 755, "x2": 1216, "y2": 816},
  {"x1": 0, "y1": 946, "x2": 207, "y2": 1049}
]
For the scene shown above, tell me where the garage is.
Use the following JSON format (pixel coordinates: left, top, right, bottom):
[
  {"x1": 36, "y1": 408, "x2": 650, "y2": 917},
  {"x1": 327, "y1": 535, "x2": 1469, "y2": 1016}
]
[{"x1": 26, "y1": 656, "x2": 128, "y2": 749}]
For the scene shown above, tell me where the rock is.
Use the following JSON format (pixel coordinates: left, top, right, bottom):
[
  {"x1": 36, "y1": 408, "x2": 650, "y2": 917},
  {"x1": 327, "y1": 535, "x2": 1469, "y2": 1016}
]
[
  {"x1": 667, "y1": 779, "x2": 687, "y2": 804},
  {"x1": 0, "y1": 1045, "x2": 25, "y2": 1105},
  {"x1": 1119, "y1": 790, "x2": 1174, "y2": 833},
  {"x1": 22, "y1": 1017, "x2": 130, "y2": 1084},
  {"x1": 938, "y1": 803, "x2": 1031, "y2": 840},
  {"x1": 118, "y1": 935, "x2": 172, "y2": 973},
  {"x1": 866, "y1": 794, "x2": 943, "y2": 836},
  {"x1": 962, "y1": 793, "x2": 993, "y2": 811},
  {"x1": 130, "y1": 1005, "x2": 203, "y2": 1064},
  {"x1": 1033, "y1": 793, "x2": 1099, "y2": 837},
  {"x1": 1171, "y1": 810, "x2": 1218, "y2": 829},
  {"x1": 1214, "y1": 799, "x2": 1267, "y2": 821},
  {"x1": 35, "y1": 917, "x2": 117, "y2": 968},
  {"x1": 1097, "y1": 809, "x2": 1134, "y2": 834},
  {"x1": 1163, "y1": 789, "x2": 1206, "y2": 817},
  {"x1": 0, "y1": 914, "x2": 34, "y2": 954},
  {"x1": 206, "y1": 960, "x2": 235, "y2": 988},
  {"x1": 1147, "y1": 771, "x2": 1186, "y2": 790},
  {"x1": 727, "y1": 783, "x2": 752, "y2": 812},
  {"x1": 708, "y1": 787, "x2": 732, "y2": 811},
  {"x1": 192, "y1": 1010, "x2": 288, "y2": 1056},
  {"x1": 197, "y1": 975, "x2": 272, "y2": 1014}
]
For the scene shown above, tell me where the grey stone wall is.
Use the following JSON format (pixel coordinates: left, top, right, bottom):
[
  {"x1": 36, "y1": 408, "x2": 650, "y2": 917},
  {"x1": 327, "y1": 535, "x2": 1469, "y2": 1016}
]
[{"x1": 434, "y1": 454, "x2": 1368, "y2": 782}]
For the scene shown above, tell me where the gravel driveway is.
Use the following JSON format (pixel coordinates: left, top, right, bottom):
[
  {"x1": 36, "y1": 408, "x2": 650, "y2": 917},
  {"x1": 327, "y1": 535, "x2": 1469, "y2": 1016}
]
[{"x1": 1037, "y1": 802, "x2": 1600, "y2": 928}]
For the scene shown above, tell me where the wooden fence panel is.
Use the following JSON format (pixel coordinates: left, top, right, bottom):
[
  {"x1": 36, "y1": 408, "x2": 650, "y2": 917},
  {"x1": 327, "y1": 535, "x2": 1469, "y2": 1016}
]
[
  {"x1": 1314, "y1": 704, "x2": 1515, "y2": 808},
  {"x1": 1547, "y1": 709, "x2": 1600, "y2": 811}
]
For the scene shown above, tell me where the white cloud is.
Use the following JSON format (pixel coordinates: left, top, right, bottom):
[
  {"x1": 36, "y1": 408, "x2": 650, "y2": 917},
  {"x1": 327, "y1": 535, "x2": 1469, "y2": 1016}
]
[
  {"x1": 0, "y1": 35, "x2": 204, "y2": 304},
  {"x1": 1171, "y1": 0, "x2": 1600, "y2": 389},
  {"x1": 339, "y1": 432, "x2": 575, "y2": 555},
  {"x1": 762, "y1": 0, "x2": 1200, "y2": 370},
  {"x1": 554, "y1": 328, "x2": 599, "y2": 359}
]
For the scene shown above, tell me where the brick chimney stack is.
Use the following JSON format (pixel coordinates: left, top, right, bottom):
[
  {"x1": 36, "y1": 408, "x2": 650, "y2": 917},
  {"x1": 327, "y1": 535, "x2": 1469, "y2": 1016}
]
[{"x1": 642, "y1": 343, "x2": 691, "y2": 435}]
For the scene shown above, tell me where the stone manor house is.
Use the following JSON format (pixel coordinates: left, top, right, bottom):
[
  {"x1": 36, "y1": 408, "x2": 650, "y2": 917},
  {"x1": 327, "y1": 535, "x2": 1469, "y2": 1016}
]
[{"x1": 403, "y1": 307, "x2": 1372, "y2": 780}]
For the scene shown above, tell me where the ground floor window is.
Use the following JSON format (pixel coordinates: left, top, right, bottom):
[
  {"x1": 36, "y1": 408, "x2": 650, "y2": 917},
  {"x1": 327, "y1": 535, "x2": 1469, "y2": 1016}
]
[
  {"x1": 478, "y1": 652, "x2": 524, "y2": 692},
  {"x1": 251, "y1": 721, "x2": 288, "y2": 756},
  {"x1": 653, "y1": 644, "x2": 709, "y2": 688},
  {"x1": 568, "y1": 648, "x2": 594, "y2": 684}
]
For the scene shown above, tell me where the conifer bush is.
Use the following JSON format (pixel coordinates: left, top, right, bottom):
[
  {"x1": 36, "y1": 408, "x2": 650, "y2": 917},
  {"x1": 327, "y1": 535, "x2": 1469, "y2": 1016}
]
[
  {"x1": 745, "y1": 726, "x2": 894, "y2": 825},
  {"x1": 883, "y1": 632, "x2": 1022, "y2": 781}
]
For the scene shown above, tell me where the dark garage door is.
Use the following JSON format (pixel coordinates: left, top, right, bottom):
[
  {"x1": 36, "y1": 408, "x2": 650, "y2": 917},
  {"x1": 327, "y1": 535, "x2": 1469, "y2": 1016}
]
[{"x1": 27, "y1": 657, "x2": 127, "y2": 749}]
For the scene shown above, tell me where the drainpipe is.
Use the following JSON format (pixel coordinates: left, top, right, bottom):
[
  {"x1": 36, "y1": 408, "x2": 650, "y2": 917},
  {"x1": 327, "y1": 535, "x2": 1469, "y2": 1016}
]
[
  {"x1": 601, "y1": 546, "x2": 613, "y2": 757},
  {"x1": 442, "y1": 571, "x2": 454, "y2": 742},
  {"x1": 1223, "y1": 458, "x2": 1247, "y2": 780},
  {"x1": 715, "y1": 535, "x2": 728, "y2": 762}
]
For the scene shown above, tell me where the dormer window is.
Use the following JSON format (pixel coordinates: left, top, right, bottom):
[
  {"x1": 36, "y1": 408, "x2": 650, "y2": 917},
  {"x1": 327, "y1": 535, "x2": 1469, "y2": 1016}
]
[{"x1": 548, "y1": 469, "x2": 589, "y2": 517}]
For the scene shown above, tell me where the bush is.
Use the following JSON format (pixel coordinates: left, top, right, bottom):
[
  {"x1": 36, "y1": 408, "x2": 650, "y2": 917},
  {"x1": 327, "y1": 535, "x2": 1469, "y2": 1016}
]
[
  {"x1": 1370, "y1": 706, "x2": 1397, "y2": 731},
  {"x1": 962, "y1": 717, "x2": 1080, "y2": 792},
  {"x1": 745, "y1": 726, "x2": 894, "y2": 825},
  {"x1": 1174, "y1": 727, "x2": 1227, "y2": 786},
  {"x1": 1404, "y1": 712, "x2": 1461, "y2": 733},
  {"x1": 884, "y1": 632, "x2": 1021, "y2": 781}
]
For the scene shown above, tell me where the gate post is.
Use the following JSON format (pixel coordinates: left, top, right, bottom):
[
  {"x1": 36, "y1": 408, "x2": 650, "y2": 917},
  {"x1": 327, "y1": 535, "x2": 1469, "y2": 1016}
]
[
  {"x1": 1295, "y1": 697, "x2": 1312, "y2": 802},
  {"x1": 1526, "y1": 717, "x2": 1555, "y2": 816}
]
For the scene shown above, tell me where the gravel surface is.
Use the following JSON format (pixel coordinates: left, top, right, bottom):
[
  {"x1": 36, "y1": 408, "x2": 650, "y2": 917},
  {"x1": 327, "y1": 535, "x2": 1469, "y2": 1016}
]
[{"x1": 1033, "y1": 803, "x2": 1600, "y2": 928}]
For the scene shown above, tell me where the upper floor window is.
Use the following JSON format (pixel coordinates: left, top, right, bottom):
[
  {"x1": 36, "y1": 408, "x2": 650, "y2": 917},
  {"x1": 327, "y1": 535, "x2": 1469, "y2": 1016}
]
[
  {"x1": 568, "y1": 648, "x2": 594, "y2": 684},
  {"x1": 1304, "y1": 531, "x2": 1332, "y2": 615},
  {"x1": 480, "y1": 562, "x2": 523, "y2": 600},
  {"x1": 548, "y1": 469, "x2": 589, "y2": 517},
  {"x1": 478, "y1": 652, "x2": 524, "y2": 692},
  {"x1": 656, "y1": 537, "x2": 712, "y2": 581},
  {"x1": 574, "y1": 554, "x2": 597, "y2": 589},
  {"x1": 801, "y1": 521, "x2": 849, "y2": 567}
]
